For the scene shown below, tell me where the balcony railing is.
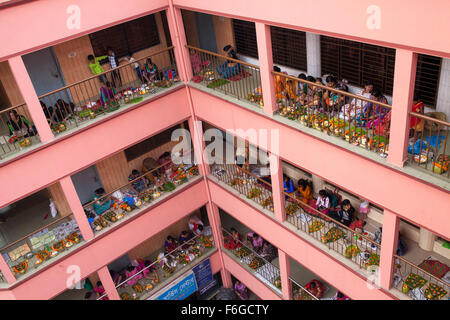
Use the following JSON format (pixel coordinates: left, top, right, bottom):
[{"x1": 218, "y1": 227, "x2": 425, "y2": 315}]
[
  {"x1": 290, "y1": 277, "x2": 319, "y2": 300},
  {"x1": 211, "y1": 163, "x2": 274, "y2": 213},
  {"x1": 98, "y1": 231, "x2": 216, "y2": 300},
  {"x1": 222, "y1": 228, "x2": 282, "y2": 296},
  {"x1": 0, "y1": 214, "x2": 83, "y2": 281},
  {"x1": 38, "y1": 47, "x2": 180, "y2": 137},
  {"x1": 394, "y1": 254, "x2": 449, "y2": 300},
  {"x1": 0, "y1": 103, "x2": 40, "y2": 160},
  {"x1": 274, "y1": 71, "x2": 392, "y2": 158},
  {"x1": 83, "y1": 161, "x2": 201, "y2": 235},
  {"x1": 407, "y1": 112, "x2": 449, "y2": 179},
  {"x1": 283, "y1": 191, "x2": 381, "y2": 276},
  {"x1": 210, "y1": 163, "x2": 381, "y2": 277},
  {"x1": 187, "y1": 46, "x2": 263, "y2": 107}
]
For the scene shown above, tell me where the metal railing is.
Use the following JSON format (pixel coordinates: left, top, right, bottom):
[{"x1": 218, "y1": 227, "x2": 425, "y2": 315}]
[
  {"x1": 222, "y1": 228, "x2": 281, "y2": 295},
  {"x1": 211, "y1": 163, "x2": 274, "y2": 212},
  {"x1": 407, "y1": 112, "x2": 449, "y2": 179},
  {"x1": 283, "y1": 191, "x2": 381, "y2": 275},
  {"x1": 211, "y1": 163, "x2": 381, "y2": 276},
  {"x1": 98, "y1": 231, "x2": 215, "y2": 300},
  {"x1": 83, "y1": 161, "x2": 200, "y2": 234},
  {"x1": 0, "y1": 103, "x2": 40, "y2": 159},
  {"x1": 187, "y1": 46, "x2": 263, "y2": 107},
  {"x1": 274, "y1": 71, "x2": 391, "y2": 157},
  {"x1": 394, "y1": 254, "x2": 449, "y2": 300},
  {"x1": 38, "y1": 47, "x2": 179, "y2": 136},
  {"x1": 0, "y1": 214, "x2": 82, "y2": 279},
  {"x1": 290, "y1": 277, "x2": 319, "y2": 300}
]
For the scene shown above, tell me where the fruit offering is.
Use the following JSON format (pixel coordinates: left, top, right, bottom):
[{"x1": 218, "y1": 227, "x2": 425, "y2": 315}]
[
  {"x1": 345, "y1": 245, "x2": 361, "y2": 258},
  {"x1": 246, "y1": 188, "x2": 261, "y2": 200},
  {"x1": 52, "y1": 240, "x2": 66, "y2": 252},
  {"x1": 404, "y1": 273, "x2": 427, "y2": 289},
  {"x1": 103, "y1": 211, "x2": 117, "y2": 223},
  {"x1": 286, "y1": 203, "x2": 300, "y2": 216},
  {"x1": 133, "y1": 283, "x2": 144, "y2": 293},
  {"x1": 188, "y1": 166, "x2": 199, "y2": 176},
  {"x1": 308, "y1": 220, "x2": 324, "y2": 233},
  {"x1": 120, "y1": 292, "x2": 131, "y2": 300},
  {"x1": 321, "y1": 227, "x2": 345, "y2": 243},
  {"x1": 235, "y1": 246, "x2": 251, "y2": 259},
  {"x1": 424, "y1": 283, "x2": 447, "y2": 300},
  {"x1": 249, "y1": 257, "x2": 265, "y2": 270},
  {"x1": 12, "y1": 260, "x2": 28, "y2": 274},
  {"x1": 66, "y1": 232, "x2": 81, "y2": 244},
  {"x1": 36, "y1": 249, "x2": 50, "y2": 261}
]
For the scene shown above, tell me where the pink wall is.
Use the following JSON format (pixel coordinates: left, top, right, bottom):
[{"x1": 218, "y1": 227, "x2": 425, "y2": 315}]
[
  {"x1": 209, "y1": 180, "x2": 396, "y2": 300},
  {"x1": 0, "y1": 0, "x2": 168, "y2": 60},
  {"x1": 0, "y1": 87, "x2": 190, "y2": 208},
  {"x1": 190, "y1": 88, "x2": 450, "y2": 240},
  {"x1": 10, "y1": 180, "x2": 207, "y2": 299},
  {"x1": 174, "y1": 0, "x2": 450, "y2": 58}
]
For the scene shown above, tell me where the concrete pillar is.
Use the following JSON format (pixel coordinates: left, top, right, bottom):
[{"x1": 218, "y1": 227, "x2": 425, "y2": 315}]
[
  {"x1": 220, "y1": 268, "x2": 233, "y2": 289},
  {"x1": 269, "y1": 153, "x2": 286, "y2": 221},
  {"x1": 418, "y1": 228, "x2": 436, "y2": 251},
  {"x1": 8, "y1": 56, "x2": 54, "y2": 142},
  {"x1": 379, "y1": 209, "x2": 400, "y2": 290},
  {"x1": 278, "y1": 249, "x2": 292, "y2": 300},
  {"x1": 97, "y1": 266, "x2": 120, "y2": 300},
  {"x1": 166, "y1": 3, "x2": 193, "y2": 82},
  {"x1": 59, "y1": 176, "x2": 94, "y2": 242},
  {"x1": 0, "y1": 255, "x2": 16, "y2": 285},
  {"x1": 306, "y1": 33, "x2": 321, "y2": 77},
  {"x1": 387, "y1": 50, "x2": 417, "y2": 167},
  {"x1": 255, "y1": 22, "x2": 277, "y2": 115},
  {"x1": 188, "y1": 117, "x2": 210, "y2": 176}
]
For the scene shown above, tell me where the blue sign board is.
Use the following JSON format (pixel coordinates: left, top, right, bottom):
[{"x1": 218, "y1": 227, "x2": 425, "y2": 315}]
[
  {"x1": 193, "y1": 258, "x2": 214, "y2": 291},
  {"x1": 154, "y1": 271, "x2": 198, "y2": 300}
]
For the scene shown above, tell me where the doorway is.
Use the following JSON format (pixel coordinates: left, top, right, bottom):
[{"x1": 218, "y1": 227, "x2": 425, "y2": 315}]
[
  {"x1": 22, "y1": 47, "x2": 67, "y2": 97},
  {"x1": 71, "y1": 165, "x2": 104, "y2": 205},
  {"x1": 194, "y1": 13, "x2": 218, "y2": 53}
]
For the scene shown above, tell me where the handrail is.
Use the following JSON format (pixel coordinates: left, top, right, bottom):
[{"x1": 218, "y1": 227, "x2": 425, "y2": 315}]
[
  {"x1": 289, "y1": 277, "x2": 319, "y2": 300},
  {"x1": 97, "y1": 231, "x2": 213, "y2": 300},
  {"x1": 0, "y1": 214, "x2": 74, "y2": 253},
  {"x1": 394, "y1": 254, "x2": 449, "y2": 287},
  {"x1": 186, "y1": 45, "x2": 261, "y2": 69},
  {"x1": 409, "y1": 111, "x2": 450, "y2": 127},
  {"x1": 82, "y1": 159, "x2": 173, "y2": 209},
  {"x1": 222, "y1": 227, "x2": 282, "y2": 287},
  {"x1": 284, "y1": 191, "x2": 380, "y2": 248},
  {"x1": 272, "y1": 71, "x2": 392, "y2": 109},
  {"x1": 228, "y1": 163, "x2": 272, "y2": 188},
  {"x1": 0, "y1": 103, "x2": 27, "y2": 116},
  {"x1": 38, "y1": 46, "x2": 175, "y2": 99}
]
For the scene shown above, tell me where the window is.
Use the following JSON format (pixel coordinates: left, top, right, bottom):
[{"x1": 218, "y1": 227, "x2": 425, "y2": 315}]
[
  {"x1": 89, "y1": 15, "x2": 160, "y2": 60},
  {"x1": 320, "y1": 36, "x2": 396, "y2": 95},
  {"x1": 415, "y1": 54, "x2": 442, "y2": 107},
  {"x1": 232, "y1": 19, "x2": 258, "y2": 58},
  {"x1": 270, "y1": 26, "x2": 307, "y2": 71}
]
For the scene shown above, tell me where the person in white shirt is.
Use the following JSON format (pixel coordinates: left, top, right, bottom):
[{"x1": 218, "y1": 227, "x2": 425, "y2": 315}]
[
  {"x1": 316, "y1": 189, "x2": 330, "y2": 215},
  {"x1": 121, "y1": 52, "x2": 143, "y2": 84},
  {"x1": 188, "y1": 215, "x2": 204, "y2": 236},
  {"x1": 107, "y1": 47, "x2": 122, "y2": 88}
]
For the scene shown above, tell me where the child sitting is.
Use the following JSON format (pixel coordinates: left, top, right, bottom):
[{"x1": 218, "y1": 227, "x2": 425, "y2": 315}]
[
  {"x1": 327, "y1": 199, "x2": 355, "y2": 227},
  {"x1": 314, "y1": 189, "x2": 331, "y2": 215},
  {"x1": 297, "y1": 179, "x2": 312, "y2": 204},
  {"x1": 305, "y1": 279, "x2": 326, "y2": 299}
]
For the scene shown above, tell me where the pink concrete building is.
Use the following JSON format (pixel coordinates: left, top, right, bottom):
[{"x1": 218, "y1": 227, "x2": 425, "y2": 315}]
[{"x1": 0, "y1": 0, "x2": 449, "y2": 300}]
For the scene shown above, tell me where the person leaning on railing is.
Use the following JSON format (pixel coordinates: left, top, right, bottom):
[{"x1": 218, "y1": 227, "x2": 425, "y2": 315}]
[
  {"x1": 87, "y1": 54, "x2": 108, "y2": 83},
  {"x1": 7, "y1": 109, "x2": 37, "y2": 139},
  {"x1": 217, "y1": 44, "x2": 241, "y2": 79}
]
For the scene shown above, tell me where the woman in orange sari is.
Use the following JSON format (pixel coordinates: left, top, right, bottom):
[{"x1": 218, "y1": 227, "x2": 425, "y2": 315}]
[{"x1": 297, "y1": 179, "x2": 312, "y2": 204}]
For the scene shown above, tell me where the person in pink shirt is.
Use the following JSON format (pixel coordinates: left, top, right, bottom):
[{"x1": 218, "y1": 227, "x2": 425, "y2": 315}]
[
  {"x1": 125, "y1": 265, "x2": 142, "y2": 286},
  {"x1": 93, "y1": 281, "x2": 109, "y2": 300}
]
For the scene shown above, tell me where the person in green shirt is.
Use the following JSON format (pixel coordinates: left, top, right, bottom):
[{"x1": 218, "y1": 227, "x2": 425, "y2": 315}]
[{"x1": 87, "y1": 54, "x2": 108, "y2": 83}]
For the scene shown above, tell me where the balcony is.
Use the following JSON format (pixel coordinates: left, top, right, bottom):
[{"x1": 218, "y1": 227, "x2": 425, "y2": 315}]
[
  {"x1": 220, "y1": 209, "x2": 340, "y2": 300},
  {"x1": 0, "y1": 10, "x2": 182, "y2": 165},
  {"x1": 0, "y1": 183, "x2": 84, "y2": 283}
]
